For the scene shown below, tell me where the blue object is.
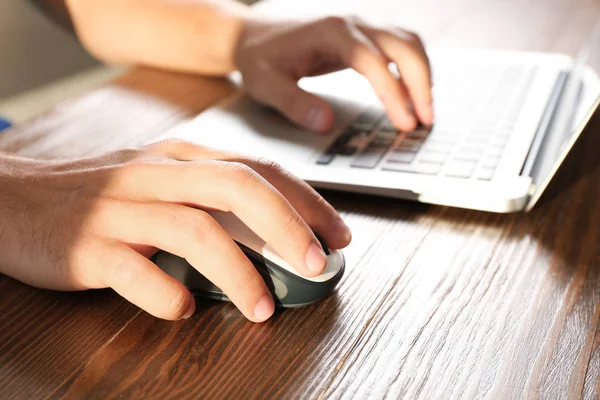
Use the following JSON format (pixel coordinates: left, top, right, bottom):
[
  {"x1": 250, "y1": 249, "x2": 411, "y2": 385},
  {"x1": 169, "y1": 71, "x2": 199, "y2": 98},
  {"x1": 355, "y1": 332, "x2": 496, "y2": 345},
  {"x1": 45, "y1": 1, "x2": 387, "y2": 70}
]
[{"x1": 0, "y1": 117, "x2": 12, "y2": 132}]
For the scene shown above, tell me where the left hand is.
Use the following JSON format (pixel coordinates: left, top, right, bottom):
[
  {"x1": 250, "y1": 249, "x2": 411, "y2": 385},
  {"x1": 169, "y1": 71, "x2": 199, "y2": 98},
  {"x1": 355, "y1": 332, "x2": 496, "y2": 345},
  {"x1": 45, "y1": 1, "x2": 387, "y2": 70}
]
[{"x1": 235, "y1": 16, "x2": 434, "y2": 134}]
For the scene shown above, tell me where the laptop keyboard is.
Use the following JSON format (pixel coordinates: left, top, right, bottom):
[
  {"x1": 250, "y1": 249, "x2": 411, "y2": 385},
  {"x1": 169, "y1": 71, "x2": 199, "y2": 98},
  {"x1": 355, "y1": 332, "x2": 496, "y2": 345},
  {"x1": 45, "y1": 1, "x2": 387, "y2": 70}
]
[{"x1": 316, "y1": 64, "x2": 538, "y2": 181}]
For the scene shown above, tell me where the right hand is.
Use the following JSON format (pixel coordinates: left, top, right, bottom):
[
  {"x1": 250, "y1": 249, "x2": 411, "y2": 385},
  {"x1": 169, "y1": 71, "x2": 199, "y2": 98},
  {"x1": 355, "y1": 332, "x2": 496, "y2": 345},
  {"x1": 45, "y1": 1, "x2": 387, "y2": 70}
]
[
  {"x1": 0, "y1": 140, "x2": 352, "y2": 322},
  {"x1": 236, "y1": 16, "x2": 433, "y2": 133}
]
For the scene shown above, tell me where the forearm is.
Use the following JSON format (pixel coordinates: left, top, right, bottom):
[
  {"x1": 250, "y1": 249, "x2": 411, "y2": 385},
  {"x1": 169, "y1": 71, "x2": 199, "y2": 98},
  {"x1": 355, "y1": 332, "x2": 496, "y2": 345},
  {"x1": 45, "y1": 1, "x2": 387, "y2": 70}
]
[{"x1": 65, "y1": 0, "x2": 255, "y2": 75}]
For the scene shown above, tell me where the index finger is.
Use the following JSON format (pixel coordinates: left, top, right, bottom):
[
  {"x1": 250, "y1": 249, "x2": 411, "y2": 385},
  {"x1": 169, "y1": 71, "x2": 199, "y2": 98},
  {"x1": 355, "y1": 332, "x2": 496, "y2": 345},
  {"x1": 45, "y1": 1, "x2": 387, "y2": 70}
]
[
  {"x1": 318, "y1": 17, "x2": 418, "y2": 131},
  {"x1": 148, "y1": 141, "x2": 352, "y2": 250},
  {"x1": 360, "y1": 26, "x2": 434, "y2": 125}
]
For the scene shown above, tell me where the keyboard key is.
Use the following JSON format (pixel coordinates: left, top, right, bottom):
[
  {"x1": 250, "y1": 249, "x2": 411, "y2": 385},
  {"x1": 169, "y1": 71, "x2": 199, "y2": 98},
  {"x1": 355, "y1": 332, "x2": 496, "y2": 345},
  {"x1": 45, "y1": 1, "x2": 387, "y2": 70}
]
[
  {"x1": 476, "y1": 167, "x2": 496, "y2": 181},
  {"x1": 430, "y1": 130, "x2": 461, "y2": 140},
  {"x1": 378, "y1": 117, "x2": 397, "y2": 132},
  {"x1": 330, "y1": 144, "x2": 358, "y2": 156},
  {"x1": 394, "y1": 139, "x2": 422, "y2": 152},
  {"x1": 419, "y1": 152, "x2": 448, "y2": 164},
  {"x1": 490, "y1": 136, "x2": 509, "y2": 148},
  {"x1": 423, "y1": 139, "x2": 455, "y2": 152},
  {"x1": 486, "y1": 148, "x2": 503, "y2": 158},
  {"x1": 382, "y1": 162, "x2": 441, "y2": 175},
  {"x1": 460, "y1": 144, "x2": 485, "y2": 152},
  {"x1": 466, "y1": 136, "x2": 489, "y2": 145},
  {"x1": 454, "y1": 149, "x2": 483, "y2": 162},
  {"x1": 370, "y1": 131, "x2": 398, "y2": 147},
  {"x1": 316, "y1": 152, "x2": 335, "y2": 165},
  {"x1": 415, "y1": 162, "x2": 442, "y2": 175},
  {"x1": 470, "y1": 126, "x2": 495, "y2": 136},
  {"x1": 351, "y1": 109, "x2": 383, "y2": 131},
  {"x1": 371, "y1": 138, "x2": 395, "y2": 147},
  {"x1": 351, "y1": 145, "x2": 390, "y2": 169},
  {"x1": 482, "y1": 155, "x2": 501, "y2": 168},
  {"x1": 335, "y1": 133, "x2": 353, "y2": 146},
  {"x1": 496, "y1": 127, "x2": 513, "y2": 137},
  {"x1": 375, "y1": 131, "x2": 399, "y2": 141},
  {"x1": 342, "y1": 126, "x2": 371, "y2": 137},
  {"x1": 388, "y1": 152, "x2": 416, "y2": 163},
  {"x1": 444, "y1": 160, "x2": 477, "y2": 178},
  {"x1": 407, "y1": 130, "x2": 430, "y2": 140},
  {"x1": 382, "y1": 163, "x2": 417, "y2": 173}
]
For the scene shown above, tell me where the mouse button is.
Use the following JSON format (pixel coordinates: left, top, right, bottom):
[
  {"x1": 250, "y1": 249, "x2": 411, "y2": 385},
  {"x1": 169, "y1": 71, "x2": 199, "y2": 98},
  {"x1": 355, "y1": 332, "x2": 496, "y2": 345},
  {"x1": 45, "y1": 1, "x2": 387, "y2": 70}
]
[
  {"x1": 260, "y1": 243, "x2": 302, "y2": 277},
  {"x1": 155, "y1": 252, "x2": 225, "y2": 294},
  {"x1": 314, "y1": 232, "x2": 330, "y2": 255},
  {"x1": 324, "y1": 250, "x2": 344, "y2": 275},
  {"x1": 271, "y1": 275, "x2": 289, "y2": 300}
]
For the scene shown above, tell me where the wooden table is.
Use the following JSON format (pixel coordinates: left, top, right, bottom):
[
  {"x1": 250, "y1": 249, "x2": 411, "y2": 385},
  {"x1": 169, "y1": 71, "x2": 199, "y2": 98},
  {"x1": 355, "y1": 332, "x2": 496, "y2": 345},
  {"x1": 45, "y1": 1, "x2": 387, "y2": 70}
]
[{"x1": 2, "y1": 0, "x2": 600, "y2": 398}]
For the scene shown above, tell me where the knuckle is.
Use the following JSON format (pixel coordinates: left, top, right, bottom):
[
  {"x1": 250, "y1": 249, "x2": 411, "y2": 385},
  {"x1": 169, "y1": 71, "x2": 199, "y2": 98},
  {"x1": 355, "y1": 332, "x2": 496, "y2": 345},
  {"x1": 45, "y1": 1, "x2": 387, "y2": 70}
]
[
  {"x1": 320, "y1": 16, "x2": 348, "y2": 30},
  {"x1": 168, "y1": 139, "x2": 205, "y2": 152},
  {"x1": 155, "y1": 138, "x2": 188, "y2": 152},
  {"x1": 398, "y1": 31, "x2": 424, "y2": 52},
  {"x1": 105, "y1": 255, "x2": 142, "y2": 288},
  {"x1": 278, "y1": 93, "x2": 302, "y2": 120},
  {"x1": 254, "y1": 157, "x2": 284, "y2": 175},
  {"x1": 353, "y1": 42, "x2": 384, "y2": 64},
  {"x1": 172, "y1": 210, "x2": 217, "y2": 246},
  {"x1": 111, "y1": 148, "x2": 145, "y2": 164},
  {"x1": 117, "y1": 161, "x2": 155, "y2": 177},
  {"x1": 346, "y1": 15, "x2": 366, "y2": 27},
  {"x1": 225, "y1": 162, "x2": 259, "y2": 188},
  {"x1": 280, "y1": 211, "x2": 304, "y2": 238},
  {"x1": 404, "y1": 30, "x2": 420, "y2": 41},
  {"x1": 234, "y1": 266, "x2": 262, "y2": 296}
]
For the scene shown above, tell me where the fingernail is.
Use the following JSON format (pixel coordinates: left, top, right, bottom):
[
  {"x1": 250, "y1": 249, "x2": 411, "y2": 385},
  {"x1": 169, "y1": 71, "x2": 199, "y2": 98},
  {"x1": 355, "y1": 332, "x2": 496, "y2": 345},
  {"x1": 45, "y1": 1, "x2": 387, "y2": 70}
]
[
  {"x1": 336, "y1": 218, "x2": 352, "y2": 243},
  {"x1": 305, "y1": 242, "x2": 327, "y2": 273},
  {"x1": 182, "y1": 296, "x2": 195, "y2": 320},
  {"x1": 403, "y1": 114, "x2": 417, "y2": 131},
  {"x1": 421, "y1": 102, "x2": 434, "y2": 125},
  {"x1": 253, "y1": 294, "x2": 274, "y2": 321},
  {"x1": 306, "y1": 106, "x2": 329, "y2": 132}
]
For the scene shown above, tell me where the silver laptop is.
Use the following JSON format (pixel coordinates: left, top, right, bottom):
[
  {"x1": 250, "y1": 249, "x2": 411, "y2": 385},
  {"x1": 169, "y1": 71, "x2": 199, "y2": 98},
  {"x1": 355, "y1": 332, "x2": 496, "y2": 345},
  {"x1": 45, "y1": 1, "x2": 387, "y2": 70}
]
[{"x1": 164, "y1": 23, "x2": 600, "y2": 213}]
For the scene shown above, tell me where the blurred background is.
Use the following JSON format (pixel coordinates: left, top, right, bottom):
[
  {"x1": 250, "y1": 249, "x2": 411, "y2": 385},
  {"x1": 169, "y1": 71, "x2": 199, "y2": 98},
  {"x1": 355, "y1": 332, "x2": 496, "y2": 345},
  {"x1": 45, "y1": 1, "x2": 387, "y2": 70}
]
[
  {"x1": 0, "y1": 0, "x2": 118, "y2": 125},
  {"x1": 1, "y1": 0, "x2": 597, "y2": 129},
  {"x1": 0, "y1": 0, "x2": 257, "y2": 126}
]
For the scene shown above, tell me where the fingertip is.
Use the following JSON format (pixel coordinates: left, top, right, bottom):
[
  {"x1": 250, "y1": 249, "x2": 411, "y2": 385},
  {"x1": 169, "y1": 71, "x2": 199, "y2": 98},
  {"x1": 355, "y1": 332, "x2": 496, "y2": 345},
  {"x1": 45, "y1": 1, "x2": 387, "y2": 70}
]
[
  {"x1": 306, "y1": 105, "x2": 335, "y2": 134},
  {"x1": 398, "y1": 114, "x2": 418, "y2": 132},
  {"x1": 384, "y1": 100, "x2": 417, "y2": 132},
  {"x1": 416, "y1": 102, "x2": 435, "y2": 126},
  {"x1": 181, "y1": 295, "x2": 196, "y2": 320},
  {"x1": 342, "y1": 225, "x2": 352, "y2": 246},
  {"x1": 305, "y1": 242, "x2": 327, "y2": 275},
  {"x1": 330, "y1": 218, "x2": 352, "y2": 249},
  {"x1": 252, "y1": 293, "x2": 275, "y2": 322}
]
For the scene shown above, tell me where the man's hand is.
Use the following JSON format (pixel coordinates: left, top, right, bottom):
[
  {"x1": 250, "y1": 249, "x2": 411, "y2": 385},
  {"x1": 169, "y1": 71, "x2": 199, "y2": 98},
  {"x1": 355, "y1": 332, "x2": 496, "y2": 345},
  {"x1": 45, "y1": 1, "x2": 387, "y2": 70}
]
[
  {"x1": 0, "y1": 141, "x2": 351, "y2": 322},
  {"x1": 236, "y1": 17, "x2": 433, "y2": 134},
  {"x1": 63, "y1": 1, "x2": 432, "y2": 134}
]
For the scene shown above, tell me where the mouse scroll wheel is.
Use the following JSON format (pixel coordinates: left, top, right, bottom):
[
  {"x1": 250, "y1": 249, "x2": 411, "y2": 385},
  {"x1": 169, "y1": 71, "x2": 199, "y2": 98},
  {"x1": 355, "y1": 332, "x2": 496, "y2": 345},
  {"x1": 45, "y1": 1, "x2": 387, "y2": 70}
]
[{"x1": 314, "y1": 233, "x2": 330, "y2": 255}]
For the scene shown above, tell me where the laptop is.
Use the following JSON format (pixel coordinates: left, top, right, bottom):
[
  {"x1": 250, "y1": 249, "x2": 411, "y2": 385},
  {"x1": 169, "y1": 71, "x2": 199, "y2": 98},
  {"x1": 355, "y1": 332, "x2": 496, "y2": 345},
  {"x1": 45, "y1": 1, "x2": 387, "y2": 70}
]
[{"x1": 163, "y1": 23, "x2": 600, "y2": 213}]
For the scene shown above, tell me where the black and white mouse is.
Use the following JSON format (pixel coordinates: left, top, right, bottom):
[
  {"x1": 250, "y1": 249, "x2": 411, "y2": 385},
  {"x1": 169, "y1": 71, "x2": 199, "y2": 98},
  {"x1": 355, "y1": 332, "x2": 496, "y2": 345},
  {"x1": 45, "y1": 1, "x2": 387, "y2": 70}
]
[{"x1": 153, "y1": 211, "x2": 345, "y2": 308}]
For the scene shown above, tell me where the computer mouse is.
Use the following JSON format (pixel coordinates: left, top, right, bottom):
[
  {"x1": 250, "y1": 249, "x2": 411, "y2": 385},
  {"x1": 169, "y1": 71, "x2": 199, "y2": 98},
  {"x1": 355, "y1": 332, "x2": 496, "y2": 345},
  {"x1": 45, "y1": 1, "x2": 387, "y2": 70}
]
[{"x1": 152, "y1": 211, "x2": 345, "y2": 308}]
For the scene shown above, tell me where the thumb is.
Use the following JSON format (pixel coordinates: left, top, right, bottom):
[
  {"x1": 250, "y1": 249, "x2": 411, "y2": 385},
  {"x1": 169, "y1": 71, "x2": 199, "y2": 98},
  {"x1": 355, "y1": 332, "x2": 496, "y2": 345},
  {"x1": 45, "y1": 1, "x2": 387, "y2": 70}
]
[{"x1": 245, "y1": 71, "x2": 335, "y2": 134}]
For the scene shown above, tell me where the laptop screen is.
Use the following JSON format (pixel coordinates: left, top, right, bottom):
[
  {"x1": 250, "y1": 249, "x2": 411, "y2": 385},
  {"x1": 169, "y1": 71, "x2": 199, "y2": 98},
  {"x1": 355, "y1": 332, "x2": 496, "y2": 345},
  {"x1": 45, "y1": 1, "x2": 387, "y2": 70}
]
[{"x1": 525, "y1": 21, "x2": 600, "y2": 210}]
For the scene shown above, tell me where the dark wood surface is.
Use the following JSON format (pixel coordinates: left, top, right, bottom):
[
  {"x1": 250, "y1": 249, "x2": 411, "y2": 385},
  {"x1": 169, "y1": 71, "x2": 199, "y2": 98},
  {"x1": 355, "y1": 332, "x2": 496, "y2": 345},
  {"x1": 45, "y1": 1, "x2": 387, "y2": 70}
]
[{"x1": 2, "y1": 0, "x2": 600, "y2": 398}]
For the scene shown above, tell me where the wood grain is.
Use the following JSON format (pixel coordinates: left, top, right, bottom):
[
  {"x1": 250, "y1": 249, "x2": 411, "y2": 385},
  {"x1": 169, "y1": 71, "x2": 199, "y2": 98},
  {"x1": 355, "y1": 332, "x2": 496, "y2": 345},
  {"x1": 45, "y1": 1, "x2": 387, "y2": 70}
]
[{"x1": 1, "y1": 0, "x2": 600, "y2": 399}]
